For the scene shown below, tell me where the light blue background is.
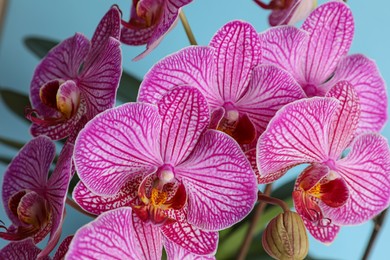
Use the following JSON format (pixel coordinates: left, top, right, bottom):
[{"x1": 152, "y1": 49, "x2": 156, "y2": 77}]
[{"x1": 0, "y1": 0, "x2": 389, "y2": 259}]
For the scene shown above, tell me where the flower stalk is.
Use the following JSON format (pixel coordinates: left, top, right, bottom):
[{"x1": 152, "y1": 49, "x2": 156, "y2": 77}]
[{"x1": 179, "y1": 10, "x2": 197, "y2": 45}]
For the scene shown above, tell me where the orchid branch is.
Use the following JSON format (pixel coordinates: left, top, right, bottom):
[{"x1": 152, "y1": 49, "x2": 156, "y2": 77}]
[
  {"x1": 66, "y1": 197, "x2": 96, "y2": 218},
  {"x1": 179, "y1": 10, "x2": 197, "y2": 45},
  {"x1": 237, "y1": 184, "x2": 273, "y2": 260},
  {"x1": 362, "y1": 209, "x2": 388, "y2": 260}
]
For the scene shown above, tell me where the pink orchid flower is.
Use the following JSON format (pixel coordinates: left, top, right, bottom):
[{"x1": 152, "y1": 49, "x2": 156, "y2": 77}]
[
  {"x1": 260, "y1": 1, "x2": 387, "y2": 135},
  {"x1": 138, "y1": 20, "x2": 305, "y2": 149},
  {"x1": 71, "y1": 86, "x2": 258, "y2": 257},
  {"x1": 257, "y1": 81, "x2": 390, "y2": 243},
  {"x1": 121, "y1": 0, "x2": 193, "y2": 60},
  {"x1": 0, "y1": 136, "x2": 73, "y2": 257},
  {"x1": 0, "y1": 236, "x2": 73, "y2": 260},
  {"x1": 254, "y1": 0, "x2": 316, "y2": 26},
  {"x1": 27, "y1": 6, "x2": 122, "y2": 143}
]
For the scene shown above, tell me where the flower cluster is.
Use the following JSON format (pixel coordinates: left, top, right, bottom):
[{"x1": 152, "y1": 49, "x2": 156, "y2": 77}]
[{"x1": 1, "y1": 1, "x2": 389, "y2": 259}]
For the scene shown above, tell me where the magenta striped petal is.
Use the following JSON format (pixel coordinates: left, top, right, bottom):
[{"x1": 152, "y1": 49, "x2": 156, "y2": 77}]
[
  {"x1": 158, "y1": 86, "x2": 209, "y2": 165},
  {"x1": 74, "y1": 103, "x2": 162, "y2": 196},
  {"x1": 164, "y1": 238, "x2": 216, "y2": 260},
  {"x1": 131, "y1": 212, "x2": 163, "y2": 260},
  {"x1": 303, "y1": 218, "x2": 340, "y2": 244},
  {"x1": 324, "y1": 54, "x2": 388, "y2": 134},
  {"x1": 121, "y1": 25, "x2": 156, "y2": 46},
  {"x1": 161, "y1": 209, "x2": 218, "y2": 256},
  {"x1": 257, "y1": 98, "x2": 338, "y2": 183},
  {"x1": 138, "y1": 46, "x2": 219, "y2": 108},
  {"x1": 30, "y1": 33, "x2": 89, "y2": 116},
  {"x1": 260, "y1": 26, "x2": 308, "y2": 85},
  {"x1": 324, "y1": 134, "x2": 390, "y2": 225},
  {"x1": 177, "y1": 130, "x2": 257, "y2": 230},
  {"x1": 79, "y1": 37, "x2": 121, "y2": 119},
  {"x1": 53, "y1": 236, "x2": 73, "y2": 260},
  {"x1": 73, "y1": 174, "x2": 142, "y2": 215},
  {"x1": 0, "y1": 239, "x2": 51, "y2": 260},
  {"x1": 90, "y1": 5, "x2": 121, "y2": 46},
  {"x1": 66, "y1": 208, "x2": 143, "y2": 259},
  {"x1": 209, "y1": 20, "x2": 261, "y2": 102},
  {"x1": 2, "y1": 136, "x2": 55, "y2": 226},
  {"x1": 237, "y1": 65, "x2": 305, "y2": 136},
  {"x1": 302, "y1": 1, "x2": 353, "y2": 85},
  {"x1": 326, "y1": 81, "x2": 360, "y2": 159}
]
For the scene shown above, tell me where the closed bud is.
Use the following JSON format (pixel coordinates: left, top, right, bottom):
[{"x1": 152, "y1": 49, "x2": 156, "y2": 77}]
[{"x1": 262, "y1": 211, "x2": 309, "y2": 260}]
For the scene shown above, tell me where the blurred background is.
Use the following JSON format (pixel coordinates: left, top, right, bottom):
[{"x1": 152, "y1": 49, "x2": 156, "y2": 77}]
[{"x1": 0, "y1": 0, "x2": 389, "y2": 259}]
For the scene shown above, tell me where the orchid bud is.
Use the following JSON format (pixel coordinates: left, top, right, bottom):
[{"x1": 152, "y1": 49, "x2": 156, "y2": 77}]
[{"x1": 262, "y1": 211, "x2": 309, "y2": 260}]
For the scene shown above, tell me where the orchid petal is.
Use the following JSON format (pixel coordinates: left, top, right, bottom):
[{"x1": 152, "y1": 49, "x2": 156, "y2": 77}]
[
  {"x1": 30, "y1": 33, "x2": 89, "y2": 116},
  {"x1": 324, "y1": 134, "x2": 390, "y2": 225},
  {"x1": 260, "y1": 26, "x2": 308, "y2": 84},
  {"x1": 177, "y1": 130, "x2": 257, "y2": 230},
  {"x1": 161, "y1": 209, "x2": 218, "y2": 256},
  {"x1": 165, "y1": 238, "x2": 216, "y2": 260},
  {"x1": 257, "y1": 98, "x2": 338, "y2": 183},
  {"x1": 326, "y1": 81, "x2": 360, "y2": 159},
  {"x1": 138, "y1": 46, "x2": 219, "y2": 107},
  {"x1": 302, "y1": 1, "x2": 354, "y2": 85},
  {"x1": 73, "y1": 174, "x2": 142, "y2": 215},
  {"x1": 158, "y1": 86, "x2": 209, "y2": 165},
  {"x1": 90, "y1": 5, "x2": 121, "y2": 47},
  {"x1": 237, "y1": 65, "x2": 305, "y2": 136},
  {"x1": 209, "y1": 20, "x2": 262, "y2": 101},
  {"x1": 0, "y1": 239, "x2": 51, "y2": 260},
  {"x1": 121, "y1": 24, "x2": 156, "y2": 46},
  {"x1": 74, "y1": 103, "x2": 162, "y2": 196},
  {"x1": 53, "y1": 236, "x2": 73, "y2": 260},
  {"x1": 303, "y1": 219, "x2": 340, "y2": 244},
  {"x1": 46, "y1": 143, "x2": 73, "y2": 246},
  {"x1": 324, "y1": 54, "x2": 388, "y2": 134},
  {"x1": 2, "y1": 136, "x2": 55, "y2": 226},
  {"x1": 66, "y1": 208, "x2": 143, "y2": 259},
  {"x1": 79, "y1": 37, "x2": 121, "y2": 119},
  {"x1": 131, "y1": 212, "x2": 163, "y2": 260}
]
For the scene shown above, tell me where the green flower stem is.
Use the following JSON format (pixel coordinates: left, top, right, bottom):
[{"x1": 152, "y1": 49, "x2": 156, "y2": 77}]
[
  {"x1": 362, "y1": 209, "x2": 388, "y2": 260},
  {"x1": 179, "y1": 10, "x2": 197, "y2": 45},
  {"x1": 237, "y1": 184, "x2": 273, "y2": 260}
]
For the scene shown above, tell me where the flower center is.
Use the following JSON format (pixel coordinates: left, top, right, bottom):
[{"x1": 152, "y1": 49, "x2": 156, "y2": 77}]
[
  {"x1": 254, "y1": 0, "x2": 293, "y2": 10},
  {"x1": 123, "y1": 0, "x2": 164, "y2": 29},
  {"x1": 26, "y1": 79, "x2": 81, "y2": 126}
]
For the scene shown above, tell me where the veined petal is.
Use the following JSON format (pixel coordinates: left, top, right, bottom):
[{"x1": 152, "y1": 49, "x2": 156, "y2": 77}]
[
  {"x1": 158, "y1": 86, "x2": 209, "y2": 165},
  {"x1": 177, "y1": 130, "x2": 257, "y2": 230},
  {"x1": 303, "y1": 218, "x2": 340, "y2": 244},
  {"x1": 2, "y1": 136, "x2": 55, "y2": 226},
  {"x1": 30, "y1": 33, "x2": 89, "y2": 117},
  {"x1": 138, "y1": 46, "x2": 220, "y2": 108},
  {"x1": 326, "y1": 81, "x2": 360, "y2": 159},
  {"x1": 161, "y1": 209, "x2": 218, "y2": 256},
  {"x1": 237, "y1": 65, "x2": 305, "y2": 136},
  {"x1": 66, "y1": 208, "x2": 143, "y2": 259},
  {"x1": 302, "y1": 1, "x2": 354, "y2": 85},
  {"x1": 45, "y1": 143, "x2": 73, "y2": 249},
  {"x1": 131, "y1": 212, "x2": 163, "y2": 260},
  {"x1": 164, "y1": 237, "x2": 216, "y2": 260},
  {"x1": 324, "y1": 54, "x2": 388, "y2": 134},
  {"x1": 257, "y1": 98, "x2": 338, "y2": 183},
  {"x1": 74, "y1": 103, "x2": 162, "y2": 196},
  {"x1": 0, "y1": 239, "x2": 50, "y2": 260},
  {"x1": 90, "y1": 5, "x2": 121, "y2": 47},
  {"x1": 53, "y1": 236, "x2": 73, "y2": 260},
  {"x1": 260, "y1": 26, "x2": 308, "y2": 84},
  {"x1": 209, "y1": 20, "x2": 262, "y2": 101},
  {"x1": 324, "y1": 134, "x2": 390, "y2": 225},
  {"x1": 79, "y1": 38, "x2": 121, "y2": 119},
  {"x1": 73, "y1": 174, "x2": 142, "y2": 215},
  {"x1": 121, "y1": 24, "x2": 156, "y2": 46}
]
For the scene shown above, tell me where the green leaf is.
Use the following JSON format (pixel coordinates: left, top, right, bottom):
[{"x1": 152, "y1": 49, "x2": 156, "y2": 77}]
[
  {"x1": 24, "y1": 36, "x2": 58, "y2": 59},
  {"x1": 0, "y1": 136, "x2": 24, "y2": 150},
  {"x1": 0, "y1": 88, "x2": 31, "y2": 122},
  {"x1": 216, "y1": 198, "x2": 293, "y2": 260},
  {"x1": 117, "y1": 71, "x2": 142, "y2": 103},
  {"x1": 0, "y1": 155, "x2": 12, "y2": 165}
]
